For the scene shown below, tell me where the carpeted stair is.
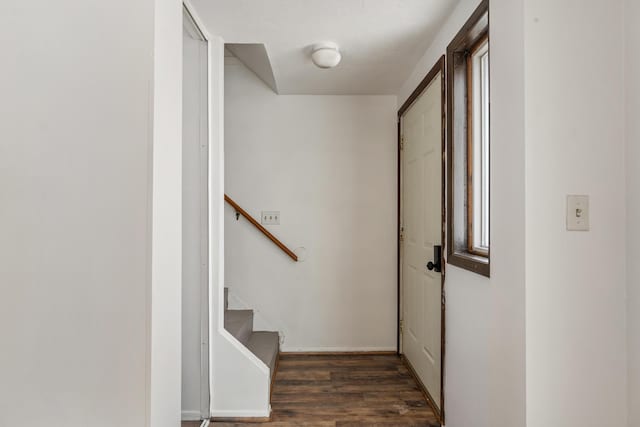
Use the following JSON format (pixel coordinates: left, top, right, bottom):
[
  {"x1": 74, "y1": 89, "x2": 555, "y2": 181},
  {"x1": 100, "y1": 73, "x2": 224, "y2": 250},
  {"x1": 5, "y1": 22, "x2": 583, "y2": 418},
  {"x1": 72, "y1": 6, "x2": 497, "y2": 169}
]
[{"x1": 223, "y1": 288, "x2": 279, "y2": 380}]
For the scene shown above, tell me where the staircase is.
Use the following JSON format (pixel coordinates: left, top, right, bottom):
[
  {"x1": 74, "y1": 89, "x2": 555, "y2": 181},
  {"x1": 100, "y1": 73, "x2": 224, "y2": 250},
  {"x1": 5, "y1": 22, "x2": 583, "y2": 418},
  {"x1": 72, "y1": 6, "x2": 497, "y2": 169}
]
[
  {"x1": 213, "y1": 195, "x2": 294, "y2": 418},
  {"x1": 224, "y1": 288, "x2": 280, "y2": 381}
]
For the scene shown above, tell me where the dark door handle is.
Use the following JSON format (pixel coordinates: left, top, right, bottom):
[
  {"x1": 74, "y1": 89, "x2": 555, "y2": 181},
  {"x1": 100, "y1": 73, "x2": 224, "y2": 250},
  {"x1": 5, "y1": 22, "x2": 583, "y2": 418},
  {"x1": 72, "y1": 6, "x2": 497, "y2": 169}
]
[{"x1": 426, "y1": 245, "x2": 442, "y2": 273}]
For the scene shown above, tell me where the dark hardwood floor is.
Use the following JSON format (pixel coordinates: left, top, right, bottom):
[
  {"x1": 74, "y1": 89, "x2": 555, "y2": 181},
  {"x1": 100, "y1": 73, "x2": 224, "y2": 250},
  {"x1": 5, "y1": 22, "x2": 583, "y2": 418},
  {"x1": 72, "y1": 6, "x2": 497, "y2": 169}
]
[{"x1": 184, "y1": 353, "x2": 439, "y2": 426}]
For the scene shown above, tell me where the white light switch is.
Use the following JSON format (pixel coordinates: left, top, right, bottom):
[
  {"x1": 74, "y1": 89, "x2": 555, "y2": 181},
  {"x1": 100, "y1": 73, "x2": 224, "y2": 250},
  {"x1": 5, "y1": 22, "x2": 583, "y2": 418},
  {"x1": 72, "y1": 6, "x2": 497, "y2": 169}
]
[
  {"x1": 261, "y1": 211, "x2": 280, "y2": 225},
  {"x1": 566, "y1": 195, "x2": 589, "y2": 231}
]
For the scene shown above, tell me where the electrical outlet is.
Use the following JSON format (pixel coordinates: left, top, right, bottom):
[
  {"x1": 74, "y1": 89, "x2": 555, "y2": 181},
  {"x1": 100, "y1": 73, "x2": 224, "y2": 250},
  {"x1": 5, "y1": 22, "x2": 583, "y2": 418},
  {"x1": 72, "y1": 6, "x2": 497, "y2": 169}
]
[{"x1": 261, "y1": 211, "x2": 280, "y2": 225}]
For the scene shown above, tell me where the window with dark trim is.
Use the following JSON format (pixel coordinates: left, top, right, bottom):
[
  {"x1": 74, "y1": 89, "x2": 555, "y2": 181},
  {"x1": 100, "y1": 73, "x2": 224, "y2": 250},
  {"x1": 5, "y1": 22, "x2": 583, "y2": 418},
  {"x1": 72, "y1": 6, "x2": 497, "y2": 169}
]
[{"x1": 446, "y1": 0, "x2": 490, "y2": 277}]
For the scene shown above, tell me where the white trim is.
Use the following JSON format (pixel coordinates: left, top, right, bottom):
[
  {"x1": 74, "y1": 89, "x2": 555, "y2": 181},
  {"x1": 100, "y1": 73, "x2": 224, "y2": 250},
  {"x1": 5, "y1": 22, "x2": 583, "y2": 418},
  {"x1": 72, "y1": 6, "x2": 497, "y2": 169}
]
[
  {"x1": 182, "y1": 0, "x2": 211, "y2": 40},
  {"x1": 219, "y1": 327, "x2": 271, "y2": 373},
  {"x1": 281, "y1": 346, "x2": 397, "y2": 353},
  {"x1": 208, "y1": 34, "x2": 223, "y2": 417},
  {"x1": 196, "y1": 31, "x2": 211, "y2": 424},
  {"x1": 470, "y1": 40, "x2": 490, "y2": 253},
  {"x1": 226, "y1": 288, "x2": 287, "y2": 344},
  {"x1": 210, "y1": 408, "x2": 271, "y2": 418},
  {"x1": 181, "y1": 410, "x2": 202, "y2": 421}
]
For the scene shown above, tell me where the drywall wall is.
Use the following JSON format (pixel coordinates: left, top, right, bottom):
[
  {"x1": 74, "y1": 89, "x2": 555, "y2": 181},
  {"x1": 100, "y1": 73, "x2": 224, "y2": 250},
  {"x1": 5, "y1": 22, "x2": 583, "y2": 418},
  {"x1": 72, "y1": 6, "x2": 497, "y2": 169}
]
[
  {"x1": 626, "y1": 1, "x2": 640, "y2": 425},
  {"x1": 209, "y1": 35, "x2": 273, "y2": 418},
  {"x1": 150, "y1": 0, "x2": 183, "y2": 426},
  {"x1": 224, "y1": 58, "x2": 397, "y2": 351},
  {"x1": 397, "y1": 0, "x2": 526, "y2": 426},
  {"x1": 0, "y1": 0, "x2": 183, "y2": 425},
  {"x1": 182, "y1": 18, "x2": 208, "y2": 421},
  {"x1": 525, "y1": 1, "x2": 627, "y2": 426},
  {"x1": 0, "y1": 0, "x2": 151, "y2": 426},
  {"x1": 486, "y1": 1, "x2": 527, "y2": 425}
]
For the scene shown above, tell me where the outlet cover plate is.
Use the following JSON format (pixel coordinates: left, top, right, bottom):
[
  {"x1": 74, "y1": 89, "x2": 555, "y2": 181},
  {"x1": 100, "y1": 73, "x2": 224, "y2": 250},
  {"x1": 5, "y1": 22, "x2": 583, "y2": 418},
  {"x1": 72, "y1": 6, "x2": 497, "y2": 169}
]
[{"x1": 261, "y1": 211, "x2": 280, "y2": 225}]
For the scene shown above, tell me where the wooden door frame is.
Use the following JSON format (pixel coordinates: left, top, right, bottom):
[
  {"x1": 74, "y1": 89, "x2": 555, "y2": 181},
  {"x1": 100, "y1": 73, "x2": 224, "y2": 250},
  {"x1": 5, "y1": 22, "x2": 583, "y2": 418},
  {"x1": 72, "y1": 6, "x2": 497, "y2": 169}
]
[{"x1": 397, "y1": 55, "x2": 446, "y2": 425}]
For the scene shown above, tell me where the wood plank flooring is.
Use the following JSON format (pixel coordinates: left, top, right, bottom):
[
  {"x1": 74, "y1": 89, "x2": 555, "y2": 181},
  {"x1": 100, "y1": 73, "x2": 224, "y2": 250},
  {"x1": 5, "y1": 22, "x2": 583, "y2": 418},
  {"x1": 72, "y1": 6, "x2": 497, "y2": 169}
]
[{"x1": 184, "y1": 353, "x2": 439, "y2": 427}]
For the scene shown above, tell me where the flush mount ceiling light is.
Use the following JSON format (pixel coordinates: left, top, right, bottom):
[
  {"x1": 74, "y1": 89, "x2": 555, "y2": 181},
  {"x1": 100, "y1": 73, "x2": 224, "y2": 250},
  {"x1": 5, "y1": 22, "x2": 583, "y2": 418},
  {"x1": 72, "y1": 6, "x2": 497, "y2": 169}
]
[{"x1": 311, "y1": 42, "x2": 341, "y2": 69}]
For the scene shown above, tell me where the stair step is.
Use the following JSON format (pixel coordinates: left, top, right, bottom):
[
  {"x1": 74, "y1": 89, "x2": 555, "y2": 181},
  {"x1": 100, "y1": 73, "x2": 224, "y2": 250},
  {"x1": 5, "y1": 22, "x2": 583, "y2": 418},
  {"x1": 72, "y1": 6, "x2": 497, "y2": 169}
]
[
  {"x1": 224, "y1": 309, "x2": 253, "y2": 346},
  {"x1": 246, "y1": 331, "x2": 280, "y2": 379},
  {"x1": 224, "y1": 287, "x2": 228, "y2": 311}
]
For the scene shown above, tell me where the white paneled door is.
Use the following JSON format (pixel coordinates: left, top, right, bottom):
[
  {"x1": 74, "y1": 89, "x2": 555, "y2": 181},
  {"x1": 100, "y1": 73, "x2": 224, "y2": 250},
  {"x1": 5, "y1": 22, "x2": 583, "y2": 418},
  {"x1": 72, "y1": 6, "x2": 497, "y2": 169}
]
[{"x1": 400, "y1": 63, "x2": 443, "y2": 414}]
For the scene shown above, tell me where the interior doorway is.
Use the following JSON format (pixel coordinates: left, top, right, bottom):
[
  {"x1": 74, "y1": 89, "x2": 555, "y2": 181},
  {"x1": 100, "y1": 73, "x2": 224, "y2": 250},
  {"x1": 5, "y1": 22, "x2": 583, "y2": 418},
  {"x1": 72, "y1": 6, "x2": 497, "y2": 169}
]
[
  {"x1": 398, "y1": 56, "x2": 446, "y2": 424},
  {"x1": 182, "y1": 4, "x2": 210, "y2": 423}
]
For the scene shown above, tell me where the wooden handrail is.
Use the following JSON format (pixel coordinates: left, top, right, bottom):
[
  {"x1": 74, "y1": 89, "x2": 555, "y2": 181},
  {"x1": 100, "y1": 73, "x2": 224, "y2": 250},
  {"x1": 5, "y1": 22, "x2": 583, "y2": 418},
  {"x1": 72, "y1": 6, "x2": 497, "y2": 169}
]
[{"x1": 224, "y1": 194, "x2": 298, "y2": 262}]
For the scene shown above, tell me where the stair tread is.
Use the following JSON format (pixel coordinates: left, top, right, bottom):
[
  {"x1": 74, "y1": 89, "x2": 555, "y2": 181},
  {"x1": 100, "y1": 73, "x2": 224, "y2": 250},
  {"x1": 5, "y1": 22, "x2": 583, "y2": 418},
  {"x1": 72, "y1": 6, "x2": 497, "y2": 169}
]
[
  {"x1": 247, "y1": 331, "x2": 279, "y2": 378},
  {"x1": 224, "y1": 309, "x2": 253, "y2": 345}
]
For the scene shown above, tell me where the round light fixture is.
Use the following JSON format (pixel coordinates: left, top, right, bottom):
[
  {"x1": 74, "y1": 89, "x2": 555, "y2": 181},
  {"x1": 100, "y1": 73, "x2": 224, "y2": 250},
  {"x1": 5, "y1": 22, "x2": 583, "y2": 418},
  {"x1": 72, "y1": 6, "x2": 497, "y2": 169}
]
[{"x1": 311, "y1": 42, "x2": 341, "y2": 69}]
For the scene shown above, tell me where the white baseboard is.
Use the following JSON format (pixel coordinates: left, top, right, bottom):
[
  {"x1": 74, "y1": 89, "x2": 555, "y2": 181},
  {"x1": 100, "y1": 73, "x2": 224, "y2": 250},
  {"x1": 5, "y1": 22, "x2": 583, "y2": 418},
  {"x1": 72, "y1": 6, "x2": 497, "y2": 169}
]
[
  {"x1": 210, "y1": 408, "x2": 271, "y2": 418},
  {"x1": 280, "y1": 346, "x2": 396, "y2": 353},
  {"x1": 181, "y1": 410, "x2": 202, "y2": 421}
]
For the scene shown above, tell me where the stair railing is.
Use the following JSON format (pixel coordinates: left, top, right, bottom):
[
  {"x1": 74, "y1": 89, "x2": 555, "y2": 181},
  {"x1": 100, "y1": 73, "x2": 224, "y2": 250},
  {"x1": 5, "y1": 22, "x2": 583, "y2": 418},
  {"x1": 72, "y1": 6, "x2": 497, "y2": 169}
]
[{"x1": 224, "y1": 194, "x2": 298, "y2": 262}]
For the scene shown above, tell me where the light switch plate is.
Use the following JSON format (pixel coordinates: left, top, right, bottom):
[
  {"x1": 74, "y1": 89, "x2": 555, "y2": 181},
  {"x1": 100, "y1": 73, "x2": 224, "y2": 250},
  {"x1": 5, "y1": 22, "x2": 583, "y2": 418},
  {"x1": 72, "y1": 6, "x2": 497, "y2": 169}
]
[
  {"x1": 566, "y1": 195, "x2": 589, "y2": 231},
  {"x1": 261, "y1": 211, "x2": 280, "y2": 225}
]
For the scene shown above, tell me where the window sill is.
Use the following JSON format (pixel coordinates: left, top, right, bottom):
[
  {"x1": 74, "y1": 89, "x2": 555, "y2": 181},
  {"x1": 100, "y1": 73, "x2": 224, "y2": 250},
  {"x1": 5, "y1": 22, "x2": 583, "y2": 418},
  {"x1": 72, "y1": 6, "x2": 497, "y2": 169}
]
[{"x1": 447, "y1": 251, "x2": 490, "y2": 278}]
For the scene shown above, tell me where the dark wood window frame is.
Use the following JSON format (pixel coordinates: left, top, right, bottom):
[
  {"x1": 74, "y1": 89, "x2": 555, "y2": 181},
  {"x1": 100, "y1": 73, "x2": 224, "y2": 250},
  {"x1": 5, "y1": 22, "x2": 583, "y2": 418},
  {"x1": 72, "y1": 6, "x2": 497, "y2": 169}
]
[{"x1": 446, "y1": 0, "x2": 490, "y2": 277}]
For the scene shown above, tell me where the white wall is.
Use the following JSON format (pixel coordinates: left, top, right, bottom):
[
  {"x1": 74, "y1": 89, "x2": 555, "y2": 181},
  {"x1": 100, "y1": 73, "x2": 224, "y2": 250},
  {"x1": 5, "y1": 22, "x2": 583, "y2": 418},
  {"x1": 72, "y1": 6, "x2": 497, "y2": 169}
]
[
  {"x1": 397, "y1": 1, "x2": 527, "y2": 426},
  {"x1": 150, "y1": 0, "x2": 183, "y2": 426},
  {"x1": 0, "y1": 0, "x2": 150, "y2": 425},
  {"x1": 626, "y1": 0, "x2": 640, "y2": 425},
  {"x1": 224, "y1": 58, "x2": 397, "y2": 352},
  {"x1": 0, "y1": 1, "x2": 183, "y2": 426},
  {"x1": 209, "y1": 37, "x2": 273, "y2": 419},
  {"x1": 524, "y1": 1, "x2": 628, "y2": 426}
]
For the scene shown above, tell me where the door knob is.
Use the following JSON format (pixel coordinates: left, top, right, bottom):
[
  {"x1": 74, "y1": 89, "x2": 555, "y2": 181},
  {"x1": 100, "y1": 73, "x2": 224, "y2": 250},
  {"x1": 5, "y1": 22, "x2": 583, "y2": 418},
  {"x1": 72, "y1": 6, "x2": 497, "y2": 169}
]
[{"x1": 426, "y1": 245, "x2": 442, "y2": 273}]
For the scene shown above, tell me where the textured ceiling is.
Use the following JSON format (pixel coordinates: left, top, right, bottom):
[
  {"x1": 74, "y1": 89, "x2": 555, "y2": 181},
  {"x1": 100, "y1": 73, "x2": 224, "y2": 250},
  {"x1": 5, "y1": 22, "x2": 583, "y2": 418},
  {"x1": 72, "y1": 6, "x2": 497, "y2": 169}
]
[{"x1": 191, "y1": 0, "x2": 459, "y2": 95}]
